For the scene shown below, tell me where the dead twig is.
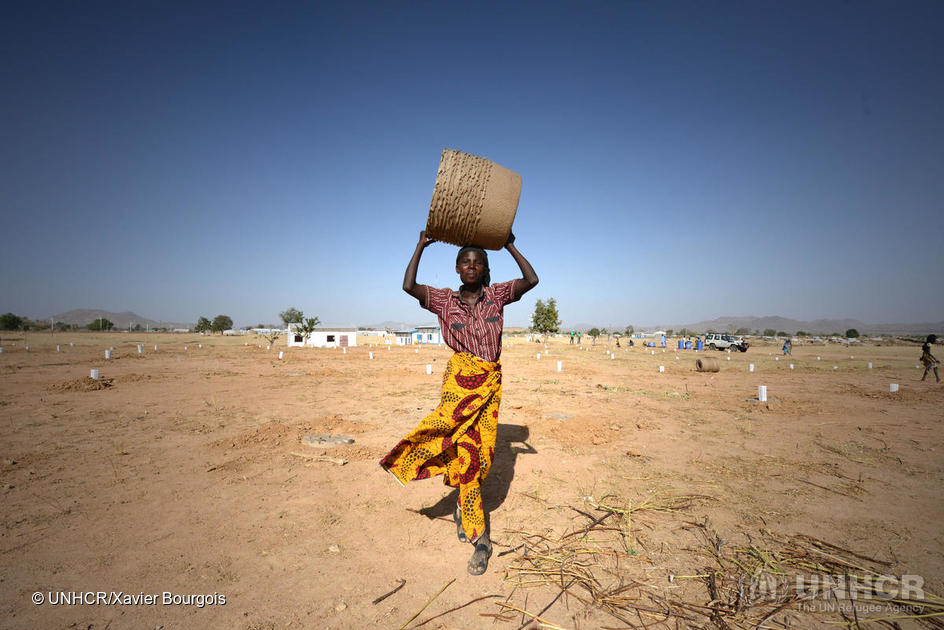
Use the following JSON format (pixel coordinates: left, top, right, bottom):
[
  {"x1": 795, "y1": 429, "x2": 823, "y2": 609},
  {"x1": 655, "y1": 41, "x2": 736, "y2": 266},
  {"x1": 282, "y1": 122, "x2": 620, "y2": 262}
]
[
  {"x1": 372, "y1": 578, "x2": 406, "y2": 605},
  {"x1": 412, "y1": 593, "x2": 503, "y2": 628},
  {"x1": 397, "y1": 577, "x2": 455, "y2": 630},
  {"x1": 497, "y1": 602, "x2": 569, "y2": 630},
  {"x1": 518, "y1": 578, "x2": 577, "y2": 630},
  {"x1": 796, "y1": 478, "x2": 859, "y2": 499},
  {"x1": 289, "y1": 451, "x2": 346, "y2": 465}
]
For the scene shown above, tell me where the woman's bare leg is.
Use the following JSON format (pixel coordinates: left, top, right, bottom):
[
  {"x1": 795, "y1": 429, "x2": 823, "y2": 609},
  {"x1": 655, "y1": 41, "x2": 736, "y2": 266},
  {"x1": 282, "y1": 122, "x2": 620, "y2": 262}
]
[
  {"x1": 453, "y1": 501, "x2": 468, "y2": 543},
  {"x1": 468, "y1": 528, "x2": 492, "y2": 575}
]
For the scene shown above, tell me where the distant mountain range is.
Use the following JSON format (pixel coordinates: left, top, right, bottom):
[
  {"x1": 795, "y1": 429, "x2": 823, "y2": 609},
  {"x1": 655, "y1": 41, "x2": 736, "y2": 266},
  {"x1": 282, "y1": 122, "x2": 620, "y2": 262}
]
[
  {"x1": 49, "y1": 309, "x2": 192, "y2": 330},
  {"x1": 567, "y1": 315, "x2": 943, "y2": 336},
  {"x1": 681, "y1": 316, "x2": 868, "y2": 335},
  {"x1": 43, "y1": 310, "x2": 942, "y2": 336},
  {"x1": 363, "y1": 320, "x2": 438, "y2": 331}
]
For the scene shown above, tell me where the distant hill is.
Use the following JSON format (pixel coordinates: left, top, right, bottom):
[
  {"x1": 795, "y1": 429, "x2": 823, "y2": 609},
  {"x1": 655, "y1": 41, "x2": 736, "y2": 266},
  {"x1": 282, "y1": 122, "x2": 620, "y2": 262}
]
[
  {"x1": 860, "y1": 321, "x2": 944, "y2": 335},
  {"x1": 45, "y1": 309, "x2": 943, "y2": 336},
  {"x1": 362, "y1": 321, "x2": 439, "y2": 331},
  {"x1": 680, "y1": 315, "x2": 866, "y2": 335},
  {"x1": 676, "y1": 315, "x2": 943, "y2": 336},
  {"x1": 362, "y1": 320, "x2": 413, "y2": 331},
  {"x1": 565, "y1": 316, "x2": 943, "y2": 336},
  {"x1": 50, "y1": 309, "x2": 192, "y2": 330}
]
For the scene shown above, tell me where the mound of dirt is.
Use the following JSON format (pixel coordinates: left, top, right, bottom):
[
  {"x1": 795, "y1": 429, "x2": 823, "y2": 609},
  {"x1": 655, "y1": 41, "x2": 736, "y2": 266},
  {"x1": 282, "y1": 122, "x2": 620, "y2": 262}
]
[
  {"x1": 298, "y1": 445, "x2": 380, "y2": 462},
  {"x1": 48, "y1": 377, "x2": 112, "y2": 392},
  {"x1": 838, "y1": 383, "x2": 940, "y2": 402},
  {"x1": 307, "y1": 368, "x2": 349, "y2": 378},
  {"x1": 307, "y1": 415, "x2": 373, "y2": 435},
  {"x1": 541, "y1": 415, "x2": 621, "y2": 448},
  {"x1": 118, "y1": 373, "x2": 157, "y2": 383},
  {"x1": 220, "y1": 422, "x2": 296, "y2": 449},
  {"x1": 216, "y1": 416, "x2": 373, "y2": 452}
]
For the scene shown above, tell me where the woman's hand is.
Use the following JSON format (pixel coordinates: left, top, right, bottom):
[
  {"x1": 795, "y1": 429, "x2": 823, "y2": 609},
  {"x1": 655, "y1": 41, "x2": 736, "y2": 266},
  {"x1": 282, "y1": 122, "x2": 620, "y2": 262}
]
[
  {"x1": 419, "y1": 230, "x2": 436, "y2": 249},
  {"x1": 504, "y1": 231, "x2": 516, "y2": 249}
]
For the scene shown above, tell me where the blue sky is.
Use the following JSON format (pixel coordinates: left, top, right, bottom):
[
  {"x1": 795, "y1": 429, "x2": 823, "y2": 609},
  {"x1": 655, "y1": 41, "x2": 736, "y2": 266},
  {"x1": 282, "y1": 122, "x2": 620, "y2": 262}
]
[{"x1": 2, "y1": 1, "x2": 941, "y2": 328}]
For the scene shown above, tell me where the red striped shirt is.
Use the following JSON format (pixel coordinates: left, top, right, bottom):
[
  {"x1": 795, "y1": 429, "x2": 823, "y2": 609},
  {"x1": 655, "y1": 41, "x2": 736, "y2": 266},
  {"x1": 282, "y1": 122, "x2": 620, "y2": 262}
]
[{"x1": 424, "y1": 280, "x2": 518, "y2": 362}]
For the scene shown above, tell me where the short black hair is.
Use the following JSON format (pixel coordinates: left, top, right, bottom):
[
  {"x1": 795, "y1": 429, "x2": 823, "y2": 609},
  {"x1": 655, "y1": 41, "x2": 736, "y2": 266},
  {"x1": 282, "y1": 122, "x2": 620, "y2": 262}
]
[
  {"x1": 928, "y1": 334, "x2": 938, "y2": 344},
  {"x1": 455, "y1": 246, "x2": 490, "y2": 286}
]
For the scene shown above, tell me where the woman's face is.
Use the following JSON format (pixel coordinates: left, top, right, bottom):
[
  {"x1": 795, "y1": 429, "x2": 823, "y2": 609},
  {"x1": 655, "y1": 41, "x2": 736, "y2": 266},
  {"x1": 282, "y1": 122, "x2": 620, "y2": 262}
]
[{"x1": 456, "y1": 250, "x2": 486, "y2": 285}]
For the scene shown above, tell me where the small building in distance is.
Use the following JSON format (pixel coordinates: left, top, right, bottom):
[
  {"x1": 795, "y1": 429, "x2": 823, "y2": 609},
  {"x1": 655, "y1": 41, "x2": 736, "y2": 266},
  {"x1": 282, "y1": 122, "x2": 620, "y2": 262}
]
[
  {"x1": 394, "y1": 325, "x2": 443, "y2": 346},
  {"x1": 641, "y1": 330, "x2": 667, "y2": 338},
  {"x1": 416, "y1": 325, "x2": 442, "y2": 344},
  {"x1": 250, "y1": 327, "x2": 285, "y2": 336},
  {"x1": 286, "y1": 326, "x2": 358, "y2": 348}
]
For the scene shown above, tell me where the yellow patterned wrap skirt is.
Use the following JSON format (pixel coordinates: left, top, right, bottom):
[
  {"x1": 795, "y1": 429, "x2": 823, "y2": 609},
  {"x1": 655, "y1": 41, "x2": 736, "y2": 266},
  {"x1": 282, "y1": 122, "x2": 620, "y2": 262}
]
[{"x1": 380, "y1": 352, "x2": 501, "y2": 542}]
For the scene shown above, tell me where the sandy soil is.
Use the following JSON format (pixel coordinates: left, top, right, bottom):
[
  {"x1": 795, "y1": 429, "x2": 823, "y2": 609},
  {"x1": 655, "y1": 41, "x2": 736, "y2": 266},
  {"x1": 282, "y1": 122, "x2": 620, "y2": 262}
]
[{"x1": 1, "y1": 332, "x2": 941, "y2": 629}]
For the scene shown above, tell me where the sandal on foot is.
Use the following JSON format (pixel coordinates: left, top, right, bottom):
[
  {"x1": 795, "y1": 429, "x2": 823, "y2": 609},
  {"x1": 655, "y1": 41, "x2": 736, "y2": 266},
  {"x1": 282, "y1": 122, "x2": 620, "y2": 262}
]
[
  {"x1": 453, "y1": 505, "x2": 469, "y2": 543},
  {"x1": 467, "y1": 540, "x2": 492, "y2": 575}
]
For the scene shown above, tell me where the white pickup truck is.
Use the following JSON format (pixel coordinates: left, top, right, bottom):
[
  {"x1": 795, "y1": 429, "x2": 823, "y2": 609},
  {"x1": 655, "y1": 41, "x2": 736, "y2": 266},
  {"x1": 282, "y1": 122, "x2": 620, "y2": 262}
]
[{"x1": 705, "y1": 333, "x2": 750, "y2": 352}]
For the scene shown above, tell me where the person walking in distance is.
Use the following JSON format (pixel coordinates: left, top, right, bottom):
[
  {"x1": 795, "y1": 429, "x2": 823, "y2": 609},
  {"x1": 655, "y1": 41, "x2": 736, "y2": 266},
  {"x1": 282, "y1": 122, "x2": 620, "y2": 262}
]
[{"x1": 921, "y1": 334, "x2": 940, "y2": 383}]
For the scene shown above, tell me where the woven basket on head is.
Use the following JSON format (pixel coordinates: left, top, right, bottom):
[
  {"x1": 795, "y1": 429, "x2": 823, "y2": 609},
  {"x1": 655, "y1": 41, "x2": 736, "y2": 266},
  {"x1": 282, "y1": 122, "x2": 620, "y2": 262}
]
[{"x1": 426, "y1": 149, "x2": 521, "y2": 250}]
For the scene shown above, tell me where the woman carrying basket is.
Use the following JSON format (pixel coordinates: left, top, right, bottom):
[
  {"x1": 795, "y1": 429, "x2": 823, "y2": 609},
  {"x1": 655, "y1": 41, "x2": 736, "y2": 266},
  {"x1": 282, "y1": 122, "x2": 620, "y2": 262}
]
[{"x1": 380, "y1": 229, "x2": 538, "y2": 575}]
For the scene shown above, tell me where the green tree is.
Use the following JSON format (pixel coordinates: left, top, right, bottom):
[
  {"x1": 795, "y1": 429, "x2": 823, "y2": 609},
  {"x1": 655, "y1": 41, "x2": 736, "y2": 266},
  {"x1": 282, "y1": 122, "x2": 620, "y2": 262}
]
[
  {"x1": 530, "y1": 298, "x2": 561, "y2": 339},
  {"x1": 588, "y1": 327, "x2": 601, "y2": 338},
  {"x1": 666, "y1": 329, "x2": 674, "y2": 337},
  {"x1": 210, "y1": 315, "x2": 233, "y2": 334},
  {"x1": 279, "y1": 307, "x2": 304, "y2": 327},
  {"x1": 195, "y1": 317, "x2": 212, "y2": 333},
  {"x1": 735, "y1": 327, "x2": 750, "y2": 335},
  {"x1": 88, "y1": 318, "x2": 114, "y2": 331},
  {"x1": 795, "y1": 331, "x2": 808, "y2": 337},
  {"x1": 679, "y1": 328, "x2": 690, "y2": 337},
  {"x1": 0, "y1": 313, "x2": 24, "y2": 330},
  {"x1": 624, "y1": 325, "x2": 634, "y2": 336},
  {"x1": 845, "y1": 328, "x2": 860, "y2": 338},
  {"x1": 763, "y1": 329, "x2": 776, "y2": 337},
  {"x1": 776, "y1": 331, "x2": 789, "y2": 337},
  {"x1": 294, "y1": 316, "x2": 321, "y2": 345}
]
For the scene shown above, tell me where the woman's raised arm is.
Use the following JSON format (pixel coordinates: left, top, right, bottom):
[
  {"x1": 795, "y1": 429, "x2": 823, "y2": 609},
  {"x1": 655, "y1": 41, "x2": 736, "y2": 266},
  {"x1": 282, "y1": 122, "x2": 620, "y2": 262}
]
[
  {"x1": 403, "y1": 230, "x2": 436, "y2": 301},
  {"x1": 504, "y1": 232, "x2": 538, "y2": 301}
]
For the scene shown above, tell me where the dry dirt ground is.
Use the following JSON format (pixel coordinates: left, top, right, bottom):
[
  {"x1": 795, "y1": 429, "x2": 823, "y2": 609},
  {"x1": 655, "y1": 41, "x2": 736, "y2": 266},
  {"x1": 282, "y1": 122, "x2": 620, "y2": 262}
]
[{"x1": 1, "y1": 333, "x2": 942, "y2": 629}]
